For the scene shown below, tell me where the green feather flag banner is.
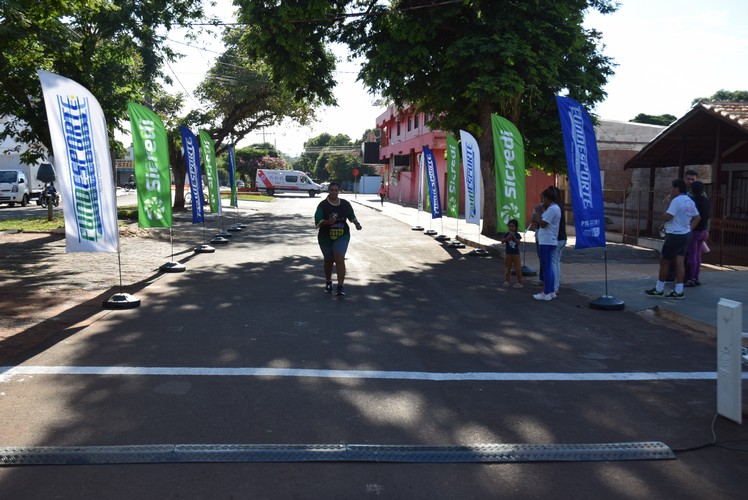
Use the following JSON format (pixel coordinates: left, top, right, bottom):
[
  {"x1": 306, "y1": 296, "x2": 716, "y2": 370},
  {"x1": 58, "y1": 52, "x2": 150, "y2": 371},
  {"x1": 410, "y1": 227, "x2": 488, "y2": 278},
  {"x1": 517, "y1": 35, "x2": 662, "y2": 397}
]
[
  {"x1": 127, "y1": 102, "x2": 172, "y2": 228},
  {"x1": 491, "y1": 114, "x2": 526, "y2": 233}
]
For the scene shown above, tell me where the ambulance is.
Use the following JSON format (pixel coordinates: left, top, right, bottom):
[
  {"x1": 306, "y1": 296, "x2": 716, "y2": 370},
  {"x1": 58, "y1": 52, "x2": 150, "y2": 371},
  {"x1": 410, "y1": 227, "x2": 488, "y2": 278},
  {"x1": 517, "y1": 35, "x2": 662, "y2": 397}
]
[{"x1": 255, "y1": 169, "x2": 321, "y2": 197}]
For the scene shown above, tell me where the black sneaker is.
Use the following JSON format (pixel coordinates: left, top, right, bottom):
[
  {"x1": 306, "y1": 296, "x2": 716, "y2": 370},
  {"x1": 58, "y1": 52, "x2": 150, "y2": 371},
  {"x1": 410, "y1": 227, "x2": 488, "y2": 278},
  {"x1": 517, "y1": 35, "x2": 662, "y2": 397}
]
[
  {"x1": 665, "y1": 291, "x2": 685, "y2": 300},
  {"x1": 645, "y1": 288, "x2": 664, "y2": 297},
  {"x1": 325, "y1": 282, "x2": 333, "y2": 293},
  {"x1": 336, "y1": 285, "x2": 345, "y2": 296}
]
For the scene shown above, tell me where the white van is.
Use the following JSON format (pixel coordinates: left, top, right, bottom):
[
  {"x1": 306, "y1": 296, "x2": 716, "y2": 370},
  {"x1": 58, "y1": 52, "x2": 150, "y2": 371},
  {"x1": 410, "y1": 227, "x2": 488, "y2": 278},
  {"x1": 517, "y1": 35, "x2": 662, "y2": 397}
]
[{"x1": 256, "y1": 169, "x2": 321, "y2": 197}]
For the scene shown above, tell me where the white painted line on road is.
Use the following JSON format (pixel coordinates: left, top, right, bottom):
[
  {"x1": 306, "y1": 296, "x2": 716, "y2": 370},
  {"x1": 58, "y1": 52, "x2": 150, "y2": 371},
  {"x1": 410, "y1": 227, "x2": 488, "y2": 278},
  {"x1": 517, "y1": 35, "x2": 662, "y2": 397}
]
[{"x1": 2, "y1": 365, "x2": 744, "y2": 383}]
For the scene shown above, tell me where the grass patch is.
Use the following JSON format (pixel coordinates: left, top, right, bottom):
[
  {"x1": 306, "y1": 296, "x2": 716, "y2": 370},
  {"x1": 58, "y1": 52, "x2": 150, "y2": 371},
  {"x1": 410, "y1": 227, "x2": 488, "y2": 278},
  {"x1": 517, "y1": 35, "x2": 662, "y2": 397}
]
[
  {"x1": 117, "y1": 206, "x2": 139, "y2": 221},
  {"x1": 224, "y1": 193, "x2": 274, "y2": 202},
  {"x1": 0, "y1": 217, "x2": 66, "y2": 232}
]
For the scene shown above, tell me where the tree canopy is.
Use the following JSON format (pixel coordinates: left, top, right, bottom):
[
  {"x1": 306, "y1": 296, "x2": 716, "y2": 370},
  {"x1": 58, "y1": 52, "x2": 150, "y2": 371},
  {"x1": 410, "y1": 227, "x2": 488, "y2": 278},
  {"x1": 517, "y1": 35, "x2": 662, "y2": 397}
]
[
  {"x1": 190, "y1": 28, "x2": 319, "y2": 157},
  {"x1": 691, "y1": 89, "x2": 748, "y2": 106},
  {"x1": 235, "y1": 0, "x2": 618, "y2": 234},
  {"x1": 0, "y1": 0, "x2": 204, "y2": 163},
  {"x1": 630, "y1": 113, "x2": 677, "y2": 126}
]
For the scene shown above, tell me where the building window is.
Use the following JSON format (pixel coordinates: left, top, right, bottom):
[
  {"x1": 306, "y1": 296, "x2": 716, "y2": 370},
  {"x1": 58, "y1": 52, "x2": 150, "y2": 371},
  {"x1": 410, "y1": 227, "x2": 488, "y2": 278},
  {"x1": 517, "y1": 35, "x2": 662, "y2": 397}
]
[
  {"x1": 397, "y1": 122, "x2": 401, "y2": 136},
  {"x1": 407, "y1": 116, "x2": 412, "y2": 131},
  {"x1": 414, "y1": 113, "x2": 419, "y2": 128}
]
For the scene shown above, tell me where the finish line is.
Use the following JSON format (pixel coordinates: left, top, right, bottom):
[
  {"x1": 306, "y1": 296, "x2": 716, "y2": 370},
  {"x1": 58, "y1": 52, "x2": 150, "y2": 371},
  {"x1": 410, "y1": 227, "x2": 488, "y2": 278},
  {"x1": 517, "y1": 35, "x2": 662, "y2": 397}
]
[{"x1": 1, "y1": 365, "x2": 740, "y2": 383}]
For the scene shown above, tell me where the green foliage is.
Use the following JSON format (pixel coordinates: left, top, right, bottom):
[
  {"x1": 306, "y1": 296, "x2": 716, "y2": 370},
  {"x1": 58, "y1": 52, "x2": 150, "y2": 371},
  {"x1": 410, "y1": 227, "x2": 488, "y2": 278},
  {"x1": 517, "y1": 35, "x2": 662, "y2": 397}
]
[
  {"x1": 191, "y1": 28, "x2": 317, "y2": 157},
  {"x1": 630, "y1": 113, "x2": 677, "y2": 126},
  {"x1": 691, "y1": 89, "x2": 748, "y2": 106},
  {"x1": 0, "y1": 0, "x2": 204, "y2": 163},
  {"x1": 236, "y1": 0, "x2": 617, "y2": 234},
  {"x1": 326, "y1": 153, "x2": 362, "y2": 183},
  {"x1": 0, "y1": 217, "x2": 65, "y2": 232},
  {"x1": 234, "y1": 0, "x2": 344, "y2": 105},
  {"x1": 300, "y1": 132, "x2": 358, "y2": 181}
]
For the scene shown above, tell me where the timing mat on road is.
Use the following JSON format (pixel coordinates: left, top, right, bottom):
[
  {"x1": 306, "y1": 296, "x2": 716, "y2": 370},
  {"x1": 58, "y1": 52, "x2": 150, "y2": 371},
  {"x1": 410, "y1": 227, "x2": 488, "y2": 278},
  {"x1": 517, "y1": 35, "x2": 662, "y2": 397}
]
[
  {"x1": 1, "y1": 365, "x2": 743, "y2": 382},
  {"x1": 0, "y1": 442, "x2": 675, "y2": 465}
]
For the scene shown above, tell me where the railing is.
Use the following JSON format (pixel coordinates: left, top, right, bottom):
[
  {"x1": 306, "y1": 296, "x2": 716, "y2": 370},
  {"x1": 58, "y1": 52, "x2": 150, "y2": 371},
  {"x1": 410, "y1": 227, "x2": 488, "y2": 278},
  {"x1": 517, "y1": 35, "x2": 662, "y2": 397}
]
[{"x1": 601, "y1": 189, "x2": 748, "y2": 267}]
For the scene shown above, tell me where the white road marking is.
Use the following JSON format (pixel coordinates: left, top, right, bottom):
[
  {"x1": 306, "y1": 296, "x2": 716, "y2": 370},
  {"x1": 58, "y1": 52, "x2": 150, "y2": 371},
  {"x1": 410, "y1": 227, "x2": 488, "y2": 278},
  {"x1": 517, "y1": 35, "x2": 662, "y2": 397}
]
[{"x1": 1, "y1": 365, "x2": 743, "y2": 383}]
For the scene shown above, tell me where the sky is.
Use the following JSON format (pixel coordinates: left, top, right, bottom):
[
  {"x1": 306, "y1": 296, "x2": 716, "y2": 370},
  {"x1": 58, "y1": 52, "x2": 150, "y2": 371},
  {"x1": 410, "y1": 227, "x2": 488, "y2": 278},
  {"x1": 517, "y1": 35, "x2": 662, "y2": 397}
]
[{"x1": 162, "y1": 0, "x2": 748, "y2": 157}]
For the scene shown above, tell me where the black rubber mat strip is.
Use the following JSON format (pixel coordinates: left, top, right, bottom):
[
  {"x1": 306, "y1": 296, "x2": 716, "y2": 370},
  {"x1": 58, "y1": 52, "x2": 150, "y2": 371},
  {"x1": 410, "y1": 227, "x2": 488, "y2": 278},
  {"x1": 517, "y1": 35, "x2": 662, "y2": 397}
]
[{"x1": 0, "y1": 441, "x2": 674, "y2": 466}]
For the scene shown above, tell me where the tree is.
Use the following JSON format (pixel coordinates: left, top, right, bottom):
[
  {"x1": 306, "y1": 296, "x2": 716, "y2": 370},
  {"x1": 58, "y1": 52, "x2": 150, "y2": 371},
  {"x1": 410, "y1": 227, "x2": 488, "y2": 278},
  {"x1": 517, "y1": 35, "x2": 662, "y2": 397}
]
[
  {"x1": 189, "y1": 28, "x2": 319, "y2": 157},
  {"x1": 235, "y1": 0, "x2": 617, "y2": 235},
  {"x1": 0, "y1": 0, "x2": 204, "y2": 164},
  {"x1": 691, "y1": 89, "x2": 748, "y2": 106},
  {"x1": 301, "y1": 133, "x2": 357, "y2": 181},
  {"x1": 630, "y1": 113, "x2": 677, "y2": 126},
  {"x1": 326, "y1": 153, "x2": 362, "y2": 183}
]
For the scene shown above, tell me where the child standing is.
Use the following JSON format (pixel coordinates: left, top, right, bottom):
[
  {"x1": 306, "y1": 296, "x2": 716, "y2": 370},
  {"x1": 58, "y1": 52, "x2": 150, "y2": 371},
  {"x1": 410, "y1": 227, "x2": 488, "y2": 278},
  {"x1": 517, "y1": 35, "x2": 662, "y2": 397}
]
[{"x1": 501, "y1": 219, "x2": 523, "y2": 288}]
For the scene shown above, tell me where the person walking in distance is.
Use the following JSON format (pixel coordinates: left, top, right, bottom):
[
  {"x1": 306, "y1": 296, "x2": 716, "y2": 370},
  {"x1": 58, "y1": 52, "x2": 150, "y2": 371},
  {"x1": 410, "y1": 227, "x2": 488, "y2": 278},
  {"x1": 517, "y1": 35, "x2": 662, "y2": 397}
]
[
  {"x1": 378, "y1": 182, "x2": 386, "y2": 206},
  {"x1": 314, "y1": 181, "x2": 362, "y2": 296},
  {"x1": 501, "y1": 219, "x2": 523, "y2": 288},
  {"x1": 685, "y1": 180, "x2": 711, "y2": 287},
  {"x1": 645, "y1": 179, "x2": 700, "y2": 299},
  {"x1": 533, "y1": 188, "x2": 560, "y2": 301}
]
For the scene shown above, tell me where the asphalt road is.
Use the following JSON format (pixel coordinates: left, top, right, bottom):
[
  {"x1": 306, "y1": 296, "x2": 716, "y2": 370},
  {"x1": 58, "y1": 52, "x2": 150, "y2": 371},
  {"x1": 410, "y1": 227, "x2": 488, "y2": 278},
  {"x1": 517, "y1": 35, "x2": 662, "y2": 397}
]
[{"x1": 1, "y1": 194, "x2": 746, "y2": 499}]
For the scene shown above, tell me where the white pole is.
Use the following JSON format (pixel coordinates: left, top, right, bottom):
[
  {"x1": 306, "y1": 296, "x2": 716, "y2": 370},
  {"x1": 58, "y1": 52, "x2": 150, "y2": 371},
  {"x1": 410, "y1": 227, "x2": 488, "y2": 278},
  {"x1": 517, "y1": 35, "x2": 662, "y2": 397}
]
[{"x1": 717, "y1": 298, "x2": 743, "y2": 424}]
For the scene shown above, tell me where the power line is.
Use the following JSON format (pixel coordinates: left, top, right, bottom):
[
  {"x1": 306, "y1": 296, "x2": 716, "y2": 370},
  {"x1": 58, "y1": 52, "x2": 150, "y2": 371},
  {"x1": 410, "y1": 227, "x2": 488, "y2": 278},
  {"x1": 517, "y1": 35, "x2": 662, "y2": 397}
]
[{"x1": 190, "y1": 1, "x2": 463, "y2": 25}]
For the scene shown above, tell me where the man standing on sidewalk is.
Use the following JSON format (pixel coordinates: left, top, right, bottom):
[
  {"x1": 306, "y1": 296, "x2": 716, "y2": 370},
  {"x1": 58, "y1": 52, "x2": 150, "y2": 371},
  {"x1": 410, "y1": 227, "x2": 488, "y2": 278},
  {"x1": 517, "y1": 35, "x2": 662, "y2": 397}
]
[{"x1": 646, "y1": 178, "x2": 700, "y2": 299}]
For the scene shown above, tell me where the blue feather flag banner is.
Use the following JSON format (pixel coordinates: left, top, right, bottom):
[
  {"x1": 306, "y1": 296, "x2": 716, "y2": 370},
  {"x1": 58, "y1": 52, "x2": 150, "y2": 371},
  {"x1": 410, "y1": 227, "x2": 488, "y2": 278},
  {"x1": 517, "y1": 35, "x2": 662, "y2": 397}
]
[
  {"x1": 423, "y1": 146, "x2": 442, "y2": 219},
  {"x1": 228, "y1": 144, "x2": 238, "y2": 207},
  {"x1": 555, "y1": 96, "x2": 606, "y2": 249},
  {"x1": 179, "y1": 126, "x2": 204, "y2": 224},
  {"x1": 459, "y1": 130, "x2": 481, "y2": 226}
]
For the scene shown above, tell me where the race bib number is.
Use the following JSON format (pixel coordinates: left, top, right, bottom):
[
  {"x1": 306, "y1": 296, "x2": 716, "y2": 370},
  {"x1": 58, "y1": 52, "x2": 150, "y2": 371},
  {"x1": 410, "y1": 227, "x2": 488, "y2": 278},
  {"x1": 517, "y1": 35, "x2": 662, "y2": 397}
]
[{"x1": 330, "y1": 228, "x2": 344, "y2": 240}]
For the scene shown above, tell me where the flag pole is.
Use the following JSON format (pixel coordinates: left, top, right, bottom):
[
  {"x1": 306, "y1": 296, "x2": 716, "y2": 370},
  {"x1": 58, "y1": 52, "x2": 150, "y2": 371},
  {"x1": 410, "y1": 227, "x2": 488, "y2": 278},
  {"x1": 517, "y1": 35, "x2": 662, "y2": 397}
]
[
  {"x1": 468, "y1": 224, "x2": 490, "y2": 256},
  {"x1": 435, "y1": 217, "x2": 450, "y2": 241},
  {"x1": 103, "y1": 239, "x2": 141, "y2": 309},
  {"x1": 195, "y1": 218, "x2": 215, "y2": 253},
  {"x1": 160, "y1": 226, "x2": 186, "y2": 273},
  {"x1": 589, "y1": 249, "x2": 625, "y2": 310},
  {"x1": 447, "y1": 213, "x2": 464, "y2": 248}
]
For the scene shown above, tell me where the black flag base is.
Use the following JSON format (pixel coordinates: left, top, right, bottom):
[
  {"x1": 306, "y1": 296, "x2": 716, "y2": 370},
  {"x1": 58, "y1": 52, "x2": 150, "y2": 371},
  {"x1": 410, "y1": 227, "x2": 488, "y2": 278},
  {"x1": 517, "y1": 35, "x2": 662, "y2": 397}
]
[
  {"x1": 160, "y1": 261, "x2": 186, "y2": 273},
  {"x1": 227, "y1": 225, "x2": 242, "y2": 232},
  {"x1": 521, "y1": 265, "x2": 537, "y2": 276},
  {"x1": 468, "y1": 248, "x2": 491, "y2": 257},
  {"x1": 589, "y1": 295, "x2": 625, "y2": 311},
  {"x1": 411, "y1": 226, "x2": 424, "y2": 231},
  {"x1": 434, "y1": 234, "x2": 451, "y2": 241},
  {"x1": 103, "y1": 292, "x2": 141, "y2": 310},
  {"x1": 217, "y1": 231, "x2": 232, "y2": 238},
  {"x1": 195, "y1": 244, "x2": 216, "y2": 253},
  {"x1": 424, "y1": 229, "x2": 438, "y2": 236},
  {"x1": 210, "y1": 236, "x2": 229, "y2": 245},
  {"x1": 448, "y1": 241, "x2": 465, "y2": 248}
]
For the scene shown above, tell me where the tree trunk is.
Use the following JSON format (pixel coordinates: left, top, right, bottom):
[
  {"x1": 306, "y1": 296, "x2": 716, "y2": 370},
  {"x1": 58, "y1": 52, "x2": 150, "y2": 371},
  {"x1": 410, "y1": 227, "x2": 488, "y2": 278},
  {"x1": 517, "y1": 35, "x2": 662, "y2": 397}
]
[
  {"x1": 171, "y1": 145, "x2": 187, "y2": 212},
  {"x1": 478, "y1": 99, "x2": 497, "y2": 236}
]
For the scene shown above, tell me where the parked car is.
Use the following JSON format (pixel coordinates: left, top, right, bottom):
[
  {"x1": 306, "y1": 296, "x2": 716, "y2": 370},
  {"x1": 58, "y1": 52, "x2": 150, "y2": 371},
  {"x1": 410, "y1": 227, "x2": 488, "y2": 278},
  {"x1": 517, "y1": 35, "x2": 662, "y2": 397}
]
[
  {"x1": 319, "y1": 182, "x2": 330, "y2": 192},
  {"x1": 236, "y1": 180, "x2": 245, "y2": 188}
]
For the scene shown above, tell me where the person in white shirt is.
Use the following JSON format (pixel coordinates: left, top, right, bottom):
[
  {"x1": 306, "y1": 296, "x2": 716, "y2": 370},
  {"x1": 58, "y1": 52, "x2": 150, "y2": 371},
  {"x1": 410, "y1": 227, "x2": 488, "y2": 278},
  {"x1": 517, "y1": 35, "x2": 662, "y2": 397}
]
[
  {"x1": 533, "y1": 188, "x2": 561, "y2": 301},
  {"x1": 645, "y1": 178, "x2": 700, "y2": 299}
]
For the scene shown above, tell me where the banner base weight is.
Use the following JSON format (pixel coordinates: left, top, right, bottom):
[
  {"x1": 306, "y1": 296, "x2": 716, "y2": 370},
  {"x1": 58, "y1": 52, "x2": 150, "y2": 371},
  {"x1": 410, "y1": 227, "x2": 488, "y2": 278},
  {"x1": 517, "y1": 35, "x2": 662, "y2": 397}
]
[{"x1": 103, "y1": 293, "x2": 140, "y2": 310}]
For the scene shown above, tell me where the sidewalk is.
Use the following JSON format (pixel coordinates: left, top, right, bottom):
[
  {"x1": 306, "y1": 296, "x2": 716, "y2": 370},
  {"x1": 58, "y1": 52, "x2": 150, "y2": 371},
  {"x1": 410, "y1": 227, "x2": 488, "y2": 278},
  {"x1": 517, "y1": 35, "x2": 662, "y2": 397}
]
[{"x1": 349, "y1": 193, "x2": 748, "y2": 336}]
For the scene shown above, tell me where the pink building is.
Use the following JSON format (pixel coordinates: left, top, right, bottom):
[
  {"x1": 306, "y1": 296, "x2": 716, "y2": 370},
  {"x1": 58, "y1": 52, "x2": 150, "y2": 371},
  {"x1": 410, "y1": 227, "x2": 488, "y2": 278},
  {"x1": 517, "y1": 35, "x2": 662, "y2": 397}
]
[
  {"x1": 375, "y1": 104, "x2": 448, "y2": 206},
  {"x1": 375, "y1": 104, "x2": 551, "y2": 219}
]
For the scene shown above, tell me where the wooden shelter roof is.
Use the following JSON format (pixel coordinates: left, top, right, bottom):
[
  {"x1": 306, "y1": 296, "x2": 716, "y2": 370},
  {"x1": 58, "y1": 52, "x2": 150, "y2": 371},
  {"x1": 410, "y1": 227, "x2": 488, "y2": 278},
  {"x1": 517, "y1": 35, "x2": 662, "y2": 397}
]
[{"x1": 624, "y1": 102, "x2": 748, "y2": 169}]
